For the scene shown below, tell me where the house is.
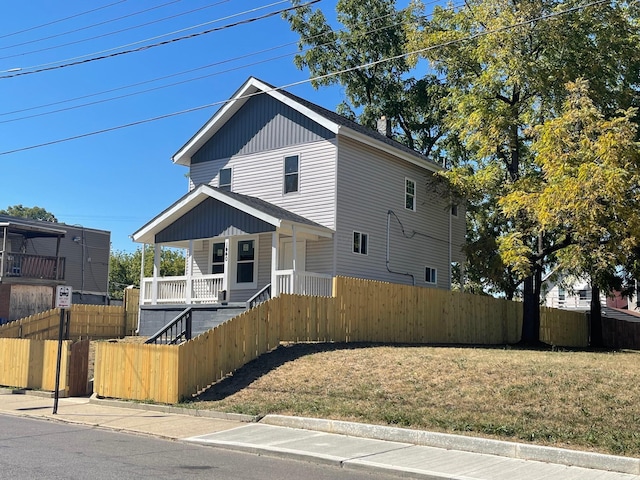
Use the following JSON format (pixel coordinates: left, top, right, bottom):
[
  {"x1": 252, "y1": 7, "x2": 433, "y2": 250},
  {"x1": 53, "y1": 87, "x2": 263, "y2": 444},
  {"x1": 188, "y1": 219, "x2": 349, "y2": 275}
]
[
  {"x1": 0, "y1": 215, "x2": 111, "y2": 322},
  {"x1": 133, "y1": 77, "x2": 466, "y2": 335}
]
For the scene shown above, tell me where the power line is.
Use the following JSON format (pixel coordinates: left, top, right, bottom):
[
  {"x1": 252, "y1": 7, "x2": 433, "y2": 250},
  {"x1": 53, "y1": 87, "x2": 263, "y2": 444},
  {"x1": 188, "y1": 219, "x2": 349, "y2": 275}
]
[
  {"x1": 0, "y1": 0, "x2": 454, "y2": 120},
  {"x1": 0, "y1": 0, "x2": 610, "y2": 156},
  {"x1": 0, "y1": 1, "x2": 231, "y2": 59},
  {"x1": 0, "y1": 1, "x2": 296, "y2": 75},
  {"x1": 0, "y1": 0, "x2": 182, "y2": 54},
  {"x1": 0, "y1": 1, "x2": 127, "y2": 40}
]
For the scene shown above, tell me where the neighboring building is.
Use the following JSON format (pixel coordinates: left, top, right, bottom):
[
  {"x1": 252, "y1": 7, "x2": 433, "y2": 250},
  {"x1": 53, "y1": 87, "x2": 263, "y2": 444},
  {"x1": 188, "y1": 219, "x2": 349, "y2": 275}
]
[
  {"x1": 133, "y1": 77, "x2": 466, "y2": 334},
  {"x1": 0, "y1": 215, "x2": 111, "y2": 322}
]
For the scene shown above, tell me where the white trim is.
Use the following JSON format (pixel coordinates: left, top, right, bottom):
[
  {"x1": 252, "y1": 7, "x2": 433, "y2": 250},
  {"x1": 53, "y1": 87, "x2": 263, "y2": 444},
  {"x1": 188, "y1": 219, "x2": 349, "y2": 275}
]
[
  {"x1": 283, "y1": 153, "x2": 300, "y2": 195},
  {"x1": 425, "y1": 266, "x2": 437, "y2": 285},
  {"x1": 405, "y1": 177, "x2": 416, "y2": 212},
  {"x1": 171, "y1": 76, "x2": 441, "y2": 174},
  {"x1": 218, "y1": 167, "x2": 232, "y2": 191},
  {"x1": 230, "y1": 235, "x2": 259, "y2": 290},
  {"x1": 132, "y1": 184, "x2": 333, "y2": 244},
  {"x1": 353, "y1": 231, "x2": 369, "y2": 256}
]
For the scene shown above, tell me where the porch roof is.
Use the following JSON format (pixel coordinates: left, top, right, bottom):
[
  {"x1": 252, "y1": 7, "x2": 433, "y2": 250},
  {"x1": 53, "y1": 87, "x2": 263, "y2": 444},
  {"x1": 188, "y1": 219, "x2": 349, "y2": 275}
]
[
  {"x1": 132, "y1": 184, "x2": 334, "y2": 245},
  {"x1": 0, "y1": 215, "x2": 67, "y2": 239}
]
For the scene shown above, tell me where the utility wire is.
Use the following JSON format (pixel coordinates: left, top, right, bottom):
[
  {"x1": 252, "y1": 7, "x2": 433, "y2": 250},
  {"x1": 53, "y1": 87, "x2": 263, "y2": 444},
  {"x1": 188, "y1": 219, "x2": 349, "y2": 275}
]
[
  {"x1": 0, "y1": 0, "x2": 610, "y2": 156},
  {"x1": 0, "y1": 1, "x2": 231, "y2": 59},
  {"x1": 0, "y1": 1, "x2": 127, "y2": 40},
  {"x1": 0, "y1": 0, "x2": 182, "y2": 53},
  {"x1": 0, "y1": 1, "x2": 296, "y2": 75},
  {"x1": 0, "y1": 0, "x2": 456, "y2": 119}
]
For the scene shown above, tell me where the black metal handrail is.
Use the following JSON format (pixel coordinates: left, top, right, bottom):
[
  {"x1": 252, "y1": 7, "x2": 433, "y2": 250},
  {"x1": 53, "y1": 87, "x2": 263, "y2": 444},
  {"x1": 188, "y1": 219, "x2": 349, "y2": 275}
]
[
  {"x1": 145, "y1": 308, "x2": 192, "y2": 345},
  {"x1": 247, "y1": 284, "x2": 271, "y2": 309}
]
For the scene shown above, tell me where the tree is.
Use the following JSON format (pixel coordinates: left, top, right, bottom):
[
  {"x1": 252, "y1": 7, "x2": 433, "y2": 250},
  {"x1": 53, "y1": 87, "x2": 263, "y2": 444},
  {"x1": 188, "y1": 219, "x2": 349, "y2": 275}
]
[
  {"x1": 109, "y1": 246, "x2": 185, "y2": 299},
  {"x1": 500, "y1": 80, "x2": 640, "y2": 345},
  {"x1": 0, "y1": 204, "x2": 58, "y2": 222},
  {"x1": 283, "y1": 0, "x2": 449, "y2": 159},
  {"x1": 407, "y1": 0, "x2": 640, "y2": 343}
]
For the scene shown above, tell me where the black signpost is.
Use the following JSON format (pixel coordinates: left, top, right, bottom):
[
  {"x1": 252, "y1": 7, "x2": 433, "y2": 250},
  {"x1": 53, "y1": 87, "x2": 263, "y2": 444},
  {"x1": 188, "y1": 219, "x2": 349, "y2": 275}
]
[{"x1": 53, "y1": 286, "x2": 72, "y2": 414}]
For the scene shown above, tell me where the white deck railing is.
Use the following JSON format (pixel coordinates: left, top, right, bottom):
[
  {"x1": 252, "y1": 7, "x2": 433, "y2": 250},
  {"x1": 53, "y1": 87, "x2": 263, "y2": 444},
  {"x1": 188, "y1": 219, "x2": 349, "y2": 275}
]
[
  {"x1": 275, "y1": 270, "x2": 333, "y2": 297},
  {"x1": 141, "y1": 274, "x2": 224, "y2": 305}
]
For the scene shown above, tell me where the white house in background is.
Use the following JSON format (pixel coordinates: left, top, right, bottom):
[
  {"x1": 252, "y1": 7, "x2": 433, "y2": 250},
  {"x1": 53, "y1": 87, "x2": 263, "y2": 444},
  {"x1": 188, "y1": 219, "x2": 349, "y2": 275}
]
[{"x1": 132, "y1": 77, "x2": 465, "y2": 330}]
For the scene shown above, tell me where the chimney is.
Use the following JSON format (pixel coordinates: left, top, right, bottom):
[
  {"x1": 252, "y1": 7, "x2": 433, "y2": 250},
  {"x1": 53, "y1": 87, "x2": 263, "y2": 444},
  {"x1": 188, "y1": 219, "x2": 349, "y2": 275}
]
[{"x1": 377, "y1": 116, "x2": 392, "y2": 138}]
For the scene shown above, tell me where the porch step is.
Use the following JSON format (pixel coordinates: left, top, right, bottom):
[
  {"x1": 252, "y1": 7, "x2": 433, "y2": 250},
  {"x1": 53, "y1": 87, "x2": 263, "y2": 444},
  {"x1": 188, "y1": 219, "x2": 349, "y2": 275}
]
[{"x1": 138, "y1": 304, "x2": 247, "y2": 338}]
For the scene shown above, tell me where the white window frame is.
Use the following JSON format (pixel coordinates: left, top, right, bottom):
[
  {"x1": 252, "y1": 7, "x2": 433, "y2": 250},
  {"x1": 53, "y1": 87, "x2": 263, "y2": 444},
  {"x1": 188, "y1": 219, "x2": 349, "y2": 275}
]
[
  {"x1": 283, "y1": 154, "x2": 300, "y2": 194},
  {"x1": 230, "y1": 235, "x2": 258, "y2": 289},
  {"x1": 451, "y1": 204, "x2": 458, "y2": 217},
  {"x1": 425, "y1": 266, "x2": 437, "y2": 285},
  {"x1": 353, "y1": 231, "x2": 368, "y2": 255},
  {"x1": 219, "y1": 167, "x2": 232, "y2": 191},
  {"x1": 405, "y1": 178, "x2": 416, "y2": 211}
]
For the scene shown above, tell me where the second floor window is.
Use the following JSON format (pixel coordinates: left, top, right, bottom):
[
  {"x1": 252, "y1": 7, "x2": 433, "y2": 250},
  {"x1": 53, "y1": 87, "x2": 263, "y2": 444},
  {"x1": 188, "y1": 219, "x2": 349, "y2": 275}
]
[
  {"x1": 405, "y1": 178, "x2": 416, "y2": 211},
  {"x1": 219, "y1": 168, "x2": 232, "y2": 191},
  {"x1": 284, "y1": 155, "x2": 299, "y2": 194}
]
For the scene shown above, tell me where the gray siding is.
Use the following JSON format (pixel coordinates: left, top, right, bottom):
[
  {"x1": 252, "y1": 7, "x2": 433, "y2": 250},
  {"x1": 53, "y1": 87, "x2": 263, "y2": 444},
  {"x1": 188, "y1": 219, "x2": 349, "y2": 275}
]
[
  {"x1": 192, "y1": 93, "x2": 335, "y2": 163},
  {"x1": 335, "y1": 137, "x2": 461, "y2": 289},
  {"x1": 155, "y1": 197, "x2": 276, "y2": 243},
  {"x1": 27, "y1": 226, "x2": 110, "y2": 296},
  {"x1": 305, "y1": 237, "x2": 333, "y2": 275},
  {"x1": 190, "y1": 140, "x2": 338, "y2": 230}
]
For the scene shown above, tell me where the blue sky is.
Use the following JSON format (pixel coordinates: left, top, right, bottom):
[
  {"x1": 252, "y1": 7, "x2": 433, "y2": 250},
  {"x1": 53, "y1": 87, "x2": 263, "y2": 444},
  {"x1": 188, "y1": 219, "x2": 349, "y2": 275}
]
[{"x1": 0, "y1": 0, "x2": 409, "y2": 252}]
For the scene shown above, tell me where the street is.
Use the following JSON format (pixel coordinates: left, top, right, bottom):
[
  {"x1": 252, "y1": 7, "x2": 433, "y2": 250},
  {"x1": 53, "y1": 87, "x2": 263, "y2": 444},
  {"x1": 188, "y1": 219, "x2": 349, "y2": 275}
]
[{"x1": 0, "y1": 414, "x2": 400, "y2": 479}]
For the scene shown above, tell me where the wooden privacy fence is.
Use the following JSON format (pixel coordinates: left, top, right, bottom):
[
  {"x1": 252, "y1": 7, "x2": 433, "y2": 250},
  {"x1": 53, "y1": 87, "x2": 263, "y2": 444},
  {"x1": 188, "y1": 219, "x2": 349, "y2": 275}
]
[
  {"x1": 540, "y1": 306, "x2": 589, "y2": 348},
  {"x1": 95, "y1": 277, "x2": 589, "y2": 404},
  {"x1": 0, "y1": 338, "x2": 68, "y2": 392},
  {"x1": 0, "y1": 305, "x2": 129, "y2": 340}
]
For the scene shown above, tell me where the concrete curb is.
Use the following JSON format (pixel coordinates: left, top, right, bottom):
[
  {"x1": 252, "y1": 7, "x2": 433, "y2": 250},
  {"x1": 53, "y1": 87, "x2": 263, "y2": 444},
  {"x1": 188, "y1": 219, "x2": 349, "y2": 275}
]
[
  {"x1": 260, "y1": 415, "x2": 640, "y2": 476},
  {"x1": 88, "y1": 394, "x2": 260, "y2": 423}
]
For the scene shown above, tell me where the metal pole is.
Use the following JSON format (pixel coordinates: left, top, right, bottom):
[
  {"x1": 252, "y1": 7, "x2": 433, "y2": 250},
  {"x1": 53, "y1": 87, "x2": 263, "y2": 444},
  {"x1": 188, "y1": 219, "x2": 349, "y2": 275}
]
[{"x1": 52, "y1": 308, "x2": 65, "y2": 414}]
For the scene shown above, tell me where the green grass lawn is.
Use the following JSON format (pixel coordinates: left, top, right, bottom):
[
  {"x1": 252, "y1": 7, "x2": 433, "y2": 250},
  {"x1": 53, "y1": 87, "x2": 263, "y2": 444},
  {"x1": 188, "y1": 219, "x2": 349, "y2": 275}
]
[{"x1": 183, "y1": 343, "x2": 640, "y2": 457}]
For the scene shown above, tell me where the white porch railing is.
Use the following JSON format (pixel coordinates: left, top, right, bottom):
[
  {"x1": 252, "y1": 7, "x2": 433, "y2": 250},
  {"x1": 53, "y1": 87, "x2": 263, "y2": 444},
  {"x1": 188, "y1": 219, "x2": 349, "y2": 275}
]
[
  {"x1": 275, "y1": 270, "x2": 333, "y2": 297},
  {"x1": 141, "y1": 274, "x2": 224, "y2": 305}
]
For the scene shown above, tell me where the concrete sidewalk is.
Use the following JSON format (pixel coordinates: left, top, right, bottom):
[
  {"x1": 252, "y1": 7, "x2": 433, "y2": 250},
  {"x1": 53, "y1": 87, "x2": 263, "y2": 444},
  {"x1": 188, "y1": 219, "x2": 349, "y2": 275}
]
[{"x1": 0, "y1": 389, "x2": 638, "y2": 480}]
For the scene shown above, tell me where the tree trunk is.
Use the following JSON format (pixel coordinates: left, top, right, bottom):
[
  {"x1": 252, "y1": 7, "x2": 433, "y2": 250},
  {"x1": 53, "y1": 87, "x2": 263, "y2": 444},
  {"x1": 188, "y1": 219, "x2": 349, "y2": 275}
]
[
  {"x1": 590, "y1": 285, "x2": 603, "y2": 348},
  {"x1": 520, "y1": 275, "x2": 541, "y2": 345}
]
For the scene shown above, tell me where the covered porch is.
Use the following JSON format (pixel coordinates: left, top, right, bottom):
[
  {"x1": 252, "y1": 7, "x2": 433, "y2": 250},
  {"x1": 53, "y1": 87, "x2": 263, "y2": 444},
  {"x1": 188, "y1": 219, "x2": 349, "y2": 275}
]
[
  {"x1": 0, "y1": 218, "x2": 66, "y2": 284},
  {"x1": 133, "y1": 185, "x2": 334, "y2": 307}
]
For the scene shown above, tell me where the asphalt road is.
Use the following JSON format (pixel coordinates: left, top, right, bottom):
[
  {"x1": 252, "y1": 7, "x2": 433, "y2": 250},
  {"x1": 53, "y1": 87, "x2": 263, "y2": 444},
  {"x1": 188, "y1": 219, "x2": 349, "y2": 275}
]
[{"x1": 0, "y1": 414, "x2": 401, "y2": 480}]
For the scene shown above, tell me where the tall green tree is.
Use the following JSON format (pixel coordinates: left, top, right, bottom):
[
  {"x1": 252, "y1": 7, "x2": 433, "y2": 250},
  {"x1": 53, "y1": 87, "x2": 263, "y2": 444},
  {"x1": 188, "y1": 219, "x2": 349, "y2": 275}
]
[
  {"x1": 407, "y1": 0, "x2": 640, "y2": 343},
  {"x1": 0, "y1": 204, "x2": 58, "y2": 222},
  {"x1": 109, "y1": 246, "x2": 185, "y2": 299},
  {"x1": 500, "y1": 80, "x2": 640, "y2": 344},
  {"x1": 283, "y1": 0, "x2": 449, "y2": 158}
]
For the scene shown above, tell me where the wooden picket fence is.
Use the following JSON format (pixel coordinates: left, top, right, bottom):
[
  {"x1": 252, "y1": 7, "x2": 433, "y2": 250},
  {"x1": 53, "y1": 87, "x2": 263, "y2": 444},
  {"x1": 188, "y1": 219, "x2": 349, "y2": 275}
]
[
  {"x1": 94, "y1": 277, "x2": 590, "y2": 404},
  {"x1": 0, "y1": 304, "x2": 137, "y2": 340}
]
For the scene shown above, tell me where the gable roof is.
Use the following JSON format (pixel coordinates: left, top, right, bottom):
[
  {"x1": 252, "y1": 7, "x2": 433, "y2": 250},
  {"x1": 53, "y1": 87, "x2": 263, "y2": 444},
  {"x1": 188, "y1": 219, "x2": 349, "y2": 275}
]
[
  {"x1": 172, "y1": 77, "x2": 441, "y2": 173},
  {"x1": 132, "y1": 184, "x2": 333, "y2": 245}
]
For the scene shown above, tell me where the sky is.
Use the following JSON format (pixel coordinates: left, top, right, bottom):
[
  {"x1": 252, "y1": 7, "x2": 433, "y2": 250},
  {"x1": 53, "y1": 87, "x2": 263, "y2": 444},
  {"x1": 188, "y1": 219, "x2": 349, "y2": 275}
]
[{"x1": 0, "y1": 0, "x2": 410, "y2": 253}]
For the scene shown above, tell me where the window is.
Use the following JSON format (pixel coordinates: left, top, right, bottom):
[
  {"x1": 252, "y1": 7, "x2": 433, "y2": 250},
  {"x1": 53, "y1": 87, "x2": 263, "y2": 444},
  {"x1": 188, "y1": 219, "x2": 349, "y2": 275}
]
[
  {"x1": 219, "y1": 168, "x2": 232, "y2": 191},
  {"x1": 211, "y1": 242, "x2": 225, "y2": 274},
  {"x1": 236, "y1": 239, "x2": 255, "y2": 284},
  {"x1": 405, "y1": 178, "x2": 416, "y2": 211},
  {"x1": 284, "y1": 155, "x2": 299, "y2": 193},
  {"x1": 451, "y1": 204, "x2": 458, "y2": 217},
  {"x1": 425, "y1": 267, "x2": 437, "y2": 284},
  {"x1": 353, "y1": 231, "x2": 368, "y2": 255},
  {"x1": 578, "y1": 289, "x2": 588, "y2": 301}
]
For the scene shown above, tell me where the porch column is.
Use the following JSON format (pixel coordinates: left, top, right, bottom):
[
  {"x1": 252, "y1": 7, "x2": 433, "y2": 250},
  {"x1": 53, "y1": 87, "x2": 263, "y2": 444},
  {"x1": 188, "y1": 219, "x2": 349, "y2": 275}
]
[
  {"x1": 186, "y1": 240, "x2": 193, "y2": 304},
  {"x1": 222, "y1": 238, "x2": 230, "y2": 301},
  {"x1": 1, "y1": 226, "x2": 6, "y2": 277},
  {"x1": 152, "y1": 244, "x2": 160, "y2": 305},
  {"x1": 292, "y1": 225, "x2": 297, "y2": 294},
  {"x1": 271, "y1": 232, "x2": 278, "y2": 297}
]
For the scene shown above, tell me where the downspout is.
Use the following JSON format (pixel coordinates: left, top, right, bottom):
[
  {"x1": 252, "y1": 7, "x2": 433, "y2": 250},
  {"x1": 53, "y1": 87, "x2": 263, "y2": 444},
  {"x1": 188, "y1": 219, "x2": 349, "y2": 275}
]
[{"x1": 386, "y1": 211, "x2": 415, "y2": 285}]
